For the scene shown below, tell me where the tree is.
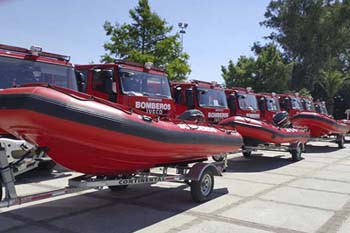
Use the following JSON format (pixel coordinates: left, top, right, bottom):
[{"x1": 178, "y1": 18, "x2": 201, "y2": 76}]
[
  {"x1": 298, "y1": 88, "x2": 312, "y2": 98},
  {"x1": 253, "y1": 44, "x2": 293, "y2": 93},
  {"x1": 221, "y1": 56, "x2": 256, "y2": 88},
  {"x1": 222, "y1": 44, "x2": 292, "y2": 93},
  {"x1": 261, "y1": 0, "x2": 350, "y2": 91},
  {"x1": 316, "y1": 69, "x2": 349, "y2": 114},
  {"x1": 102, "y1": 0, "x2": 190, "y2": 81}
]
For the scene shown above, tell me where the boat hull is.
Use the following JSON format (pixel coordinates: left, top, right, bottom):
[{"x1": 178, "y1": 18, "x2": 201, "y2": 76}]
[
  {"x1": 339, "y1": 119, "x2": 350, "y2": 133},
  {"x1": 292, "y1": 112, "x2": 349, "y2": 137},
  {"x1": 0, "y1": 86, "x2": 243, "y2": 175},
  {"x1": 219, "y1": 116, "x2": 309, "y2": 146}
]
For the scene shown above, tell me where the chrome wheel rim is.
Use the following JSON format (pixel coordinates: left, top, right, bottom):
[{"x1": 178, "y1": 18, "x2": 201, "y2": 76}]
[
  {"x1": 200, "y1": 174, "x2": 212, "y2": 196},
  {"x1": 213, "y1": 155, "x2": 224, "y2": 160}
]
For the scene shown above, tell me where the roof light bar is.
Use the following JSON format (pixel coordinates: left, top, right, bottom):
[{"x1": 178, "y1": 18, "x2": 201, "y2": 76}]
[
  {"x1": 0, "y1": 44, "x2": 28, "y2": 53},
  {"x1": 0, "y1": 44, "x2": 70, "y2": 62},
  {"x1": 30, "y1": 45, "x2": 42, "y2": 56},
  {"x1": 191, "y1": 80, "x2": 222, "y2": 87},
  {"x1": 114, "y1": 59, "x2": 164, "y2": 72},
  {"x1": 40, "y1": 51, "x2": 70, "y2": 62},
  {"x1": 144, "y1": 62, "x2": 153, "y2": 70}
]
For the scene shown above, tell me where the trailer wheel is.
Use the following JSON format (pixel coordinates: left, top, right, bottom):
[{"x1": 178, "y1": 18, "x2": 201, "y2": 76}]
[
  {"x1": 212, "y1": 154, "x2": 225, "y2": 162},
  {"x1": 243, "y1": 151, "x2": 252, "y2": 158},
  {"x1": 190, "y1": 168, "x2": 214, "y2": 203},
  {"x1": 301, "y1": 143, "x2": 306, "y2": 153},
  {"x1": 37, "y1": 160, "x2": 56, "y2": 174},
  {"x1": 0, "y1": 180, "x2": 3, "y2": 201},
  {"x1": 0, "y1": 179, "x2": 3, "y2": 202},
  {"x1": 108, "y1": 175, "x2": 129, "y2": 192},
  {"x1": 337, "y1": 135, "x2": 345, "y2": 148},
  {"x1": 291, "y1": 142, "x2": 302, "y2": 161},
  {"x1": 242, "y1": 146, "x2": 252, "y2": 158},
  {"x1": 108, "y1": 185, "x2": 128, "y2": 192}
]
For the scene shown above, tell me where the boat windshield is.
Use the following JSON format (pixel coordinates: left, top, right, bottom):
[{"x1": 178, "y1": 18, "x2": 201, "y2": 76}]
[
  {"x1": 238, "y1": 93, "x2": 258, "y2": 110},
  {"x1": 291, "y1": 97, "x2": 303, "y2": 110},
  {"x1": 198, "y1": 88, "x2": 227, "y2": 108},
  {"x1": 315, "y1": 103, "x2": 328, "y2": 115},
  {"x1": 266, "y1": 97, "x2": 280, "y2": 112},
  {"x1": 0, "y1": 56, "x2": 77, "y2": 90},
  {"x1": 119, "y1": 68, "x2": 171, "y2": 98},
  {"x1": 303, "y1": 99, "x2": 315, "y2": 111}
]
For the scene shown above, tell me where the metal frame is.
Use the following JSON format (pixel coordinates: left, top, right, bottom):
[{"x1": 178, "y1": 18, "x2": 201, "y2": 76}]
[
  {"x1": 0, "y1": 138, "x2": 49, "y2": 177},
  {"x1": 244, "y1": 144, "x2": 290, "y2": 153},
  {"x1": 309, "y1": 135, "x2": 339, "y2": 143},
  {"x1": 243, "y1": 142, "x2": 300, "y2": 156},
  {"x1": 0, "y1": 141, "x2": 226, "y2": 208},
  {"x1": 308, "y1": 134, "x2": 346, "y2": 148}
]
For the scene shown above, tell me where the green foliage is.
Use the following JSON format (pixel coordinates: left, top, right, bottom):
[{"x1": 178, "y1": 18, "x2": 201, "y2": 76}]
[
  {"x1": 254, "y1": 44, "x2": 293, "y2": 92},
  {"x1": 102, "y1": 0, "x2": 190, "y2": 81},
  {"x1": 260, "y1": 0, "x2": 350, "y2": 114},
  {"x1": 222, "y1": 44, "x2": 292, "y2": 93},
  {"x1": 317, "y1": 70, "x2": 346, "y2": 99},
  {"x1": 221, "y1": 56, "x2": 256, "y2": 88},
  {"x1": 262, "y1": 0, "x2": 350, "y2": 91},
  {"x1": 316, "y1": 69, "x2": 350, "y2": 114},
  {"x1": 297, "y1": 88, "x2": 312, "y2": 98}
]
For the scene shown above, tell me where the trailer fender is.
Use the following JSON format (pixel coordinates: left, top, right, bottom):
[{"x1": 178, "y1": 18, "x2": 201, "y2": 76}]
[{"x1": 186, "y1": 163, "x2": 221, "y2": 181}]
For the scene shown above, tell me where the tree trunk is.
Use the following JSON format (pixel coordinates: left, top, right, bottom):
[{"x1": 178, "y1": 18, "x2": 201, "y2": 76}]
[{"x1": 327, "y1": 98, "x2": 334, "y2": 115}]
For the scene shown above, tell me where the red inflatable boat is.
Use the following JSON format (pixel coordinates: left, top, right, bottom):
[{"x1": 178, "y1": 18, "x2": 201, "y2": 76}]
[
  {"x1": 0, "y1": 85, "x2": 243, "y2": 175},
  {"x1": 220, "y1": 116, "x2": 309, "y2": 145},
  {"x1": 292, "y1": 112, "x2": 350, "y2": 137},
  {"x1": 340, "y1": 119, "x2": 350, "y2": 133},
  {"x1": 292, "y1": 99, "x2": 349, "y2": 137}
]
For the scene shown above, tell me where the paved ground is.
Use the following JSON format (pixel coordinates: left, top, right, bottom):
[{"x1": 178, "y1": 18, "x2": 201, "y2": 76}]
[{"x1": 1, "y1": 139, "x2": 350, "y2": 233}]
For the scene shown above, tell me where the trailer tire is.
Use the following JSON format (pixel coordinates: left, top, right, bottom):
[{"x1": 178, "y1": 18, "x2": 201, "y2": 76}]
[
  {"x1": 108, "y1": 185, "x2": 128, "y2": 192},
  {"x1": 108, "y1": 175, "x2": 129, "y2": 192},
  {"x1": 301, "y1": 143, "x2": 306, "y2": 153},
  {"x1": 291, "y1": 143, "x2": 302, "y2": 161},
  {"x1": 190, "y1": 168, "x2": 214, "y2": 203},
  {"x1": 337, "y1": 135, "x2": 345, "y2": 149},
  {"x1": 38, "y1": 160, "x2": 56, "y2": 173},
  {"x1": 243, "y1": 151, "x2": 252, "y2": 158},
  {"x1": 212, "y1": 154, "x2": 225, "y2": 162},
  {"x1": 242, "y1": 146, "x2": 252, "y2": 158},
  {"x1": 0, "y1": 180, "x2": 3, "y2": 201}
]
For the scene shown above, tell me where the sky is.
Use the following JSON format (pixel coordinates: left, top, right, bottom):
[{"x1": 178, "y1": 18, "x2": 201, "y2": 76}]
[{"x1": 0, "y1": 0, "x2": 271, "y2": 83}]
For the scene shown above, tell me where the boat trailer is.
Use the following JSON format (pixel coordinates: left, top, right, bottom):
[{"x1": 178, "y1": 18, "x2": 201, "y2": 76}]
[
  {"x1": 241, "y1": 134, "x2": 346, "y2": 161},
  {"x1": 0, "y1": 138, "x2": 228, "y2": 207},
  {"x1": 242, "y1": 142, "x2": 304, "y2": 162},
  {"x1": 308, "y1": 134, "x2": 346, "y2": 148},
  {"x1": 0, "y1": 138, "x2": 50, "y2": 177}
]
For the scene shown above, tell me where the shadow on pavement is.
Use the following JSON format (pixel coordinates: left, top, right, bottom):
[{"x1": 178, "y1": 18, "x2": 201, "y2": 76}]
[
  {"x1": 304, "y1": 144, "x2": 341, "y2": 154},
  {"x1": 225, "y1": 153, "x2": 296, "y2": 173},
  {"x1": 1, "y1": 178, "x2": 228, "y2": 233},
  {"x1": 14, "y1": 168, "x2": 73, "y2": 185}
]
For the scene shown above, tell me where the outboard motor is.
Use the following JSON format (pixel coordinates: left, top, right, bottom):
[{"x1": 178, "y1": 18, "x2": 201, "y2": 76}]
[
  {"x1": 273, "y1": 111, "x2": 292, "y2": 128},
  {"x1": 178, "y1": 109, "x2": 205, "y2": 122}
]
